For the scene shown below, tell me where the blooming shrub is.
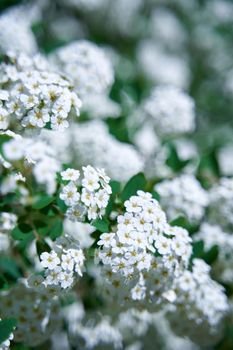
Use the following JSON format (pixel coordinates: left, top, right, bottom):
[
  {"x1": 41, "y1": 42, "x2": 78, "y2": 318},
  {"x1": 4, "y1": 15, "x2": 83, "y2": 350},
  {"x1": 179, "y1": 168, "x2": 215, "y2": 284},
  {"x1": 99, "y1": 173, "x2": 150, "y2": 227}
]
[{"x1": 0, "y1": 0, "x2": 233, "y2": 349}]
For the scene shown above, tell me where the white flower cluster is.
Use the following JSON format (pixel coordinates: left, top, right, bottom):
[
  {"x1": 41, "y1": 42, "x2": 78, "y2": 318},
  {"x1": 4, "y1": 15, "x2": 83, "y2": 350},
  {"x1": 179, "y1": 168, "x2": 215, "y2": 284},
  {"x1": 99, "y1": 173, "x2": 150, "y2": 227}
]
[
  {"x1": 69, "y1": 316, "x2": 122, "y2": 349},
  {"x1": 97, "y1": 191, "x2": 192, "y2": 306},
  {"x1": 0, "y1": 6, "x2": 37, "y2": 54},
  {"x1": 137, "y1": 41, "x2": 190, "y2": 89},
  {"x1": 60, "y1": 165, "x2": 112, "y2": 221},
  {"x1": 52, "y1": 40, "x2": 114, "y2": 99},
  {"x1": 0, "y1": 212, "x2": 17, "y2": 252},
  {"x1": 71, "y1": 121, "x2": 144, "y2": 182},
  {"x1": 155, "y1": 175, "x2": 209, "y2": 223},
  {"x1": 0, "y1": 212, "x2": 17, "y2": 231},
  {"x1": 143, "y1": 86, "x2": 195, "y2": 136},
  {"x1": 0, "y1": 319, "x2": 13, "y2": 350},
  {"x1": 2, "y1": 136, "x2": 61, "y2": 194},
  {"x1": 0, "y1": 283, "x2": 61, "y2": 346},
  {"x1": 218, "y1": 145, "x2": 233, "y2": 176},
  {"x1": 34, "y1": 235, "x2": 85, "y2": 290},
  {"x1": 208, "y1": 177, "x2": 233, "y2": 230},
  {"x1": 64, "y1": 0, "x2": 107, "y2": 12},
  {"x1": 196, "y1": 223, "x2": 233, "y2": 283},
  {"x1": 0, "y1": 52, "x2": 81, "y2": 131},
  {"x1": 167, "y1": 259, "x2": 228, "y2": 346}
]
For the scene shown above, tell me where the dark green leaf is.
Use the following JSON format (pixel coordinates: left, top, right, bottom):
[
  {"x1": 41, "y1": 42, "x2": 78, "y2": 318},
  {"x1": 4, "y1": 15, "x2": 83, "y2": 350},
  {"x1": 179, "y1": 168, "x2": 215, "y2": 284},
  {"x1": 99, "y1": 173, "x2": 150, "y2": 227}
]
[
  {"x1": 203, "y1": 245, "x2": 219, "y2": 265},
  {"x1": 92, "y1": 218, "x2": 109, "y2": 233},
  {"x1": 121, "y1": 173, "x2": 146, "y2": 202},
  {"x1": 152, "y1": 190, "x2": 160, "y2": 201},
  {"x1": 110, "y1": 180, "x2": 121, "y2": 195},
  {"x1": 0, "y1": 257, "x2": 21, "y2": 278},
  {"x1": 32, "y1": 195, "x2": 54, "y2": 209},
  {"x1": 0, "y1": 318, "x2": 17, "y2": 343},
  {"x1": 191, "y1": 240, "x2": 204, "y2": 260},
  {"x1": 49, "y1": 219, "x2": 63, "y2": 240},
  {"x1": 56, "y1": 194, "x2": 67, "y2": 213},
  {"x1": 36, "y1": 240, "x2": 51, "y2": 256},
  {"x1": 170, "y1": 216, "x2": 188, "y2": 229},
  {"x1": 0, "y1": 274, "x2": 8, "y2": 290}
]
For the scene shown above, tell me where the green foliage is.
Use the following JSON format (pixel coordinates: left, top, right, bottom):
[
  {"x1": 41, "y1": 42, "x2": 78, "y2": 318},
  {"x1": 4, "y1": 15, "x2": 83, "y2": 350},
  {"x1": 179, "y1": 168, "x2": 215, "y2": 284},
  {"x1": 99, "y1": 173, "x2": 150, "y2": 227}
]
[
  {"x1": 92, "y1": 218, "x2": 109, "y2": 233},
  {"x1": 0, "y1": 257, "x2": 21, "y2": 279},
  {"x1": 191, "y1": 240, "x2": 219, "y2": 265},
  {"x1": 170, "y1": 216, "x2": 189, "y2": 229},
  {"x1": 48, "y1": 219, "x2": 63, "y2": 240},
  {"x1": 12, "y1": 225, "x2": 34, "y2": 243},
  {"x1": 32, "y1": 195, "x2": 55, "y2": 209},
  {"x1": 121, "y1": 173, "x2": 146, "y2": 202},
  {"x1": 0, "y1": 318, "x2": 17, "y2": 343}
]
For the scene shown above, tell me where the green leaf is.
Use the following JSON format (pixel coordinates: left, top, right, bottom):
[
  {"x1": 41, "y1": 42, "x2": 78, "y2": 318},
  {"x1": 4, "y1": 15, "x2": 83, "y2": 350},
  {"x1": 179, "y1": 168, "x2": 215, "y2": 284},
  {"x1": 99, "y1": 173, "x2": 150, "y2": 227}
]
[
  {"x1": 0, "y1": 257, "x2": 21, "y2": 279},
  {"x1": 152, "y1": 190, "x2": 160, "y2": 201},
  {"x1": 110, "y1": 180, "x2": 121, "y2": 195},
  {"x1": 203, "y1": 245, "x2": 219, "y2": 265},
  {"x1": 121, "y1": 173, "x2": 146, "y2": 202},
  {"x1": 92, "y1": 218, "x2": 109, "y2": 233},
  {"x1": 0, "y1": 318, "x2": 17, "y2": 343},
  {"x1": 105, "y1": 180, "x2": 121, "y2": 216},
  {"x1": 191, "y1": 240, "x2": 204, "y2": 260},
  {"x1": 11, "y1": 225, "x2": 34, "y2": 242},
  {"x1": 166, "y1": 143, "x2": 190, "y2": 172},
  {"x1": 170, "y1": 216, "x2": 188, "y2": 229},
  {"x1": 56, "y1": 194, "x2": 67, "y2": 213},
  {"x1": 0, "y1": 274, "x2": 8, "y2": 290},
  {"x1": 32, "y1": 195, "x2": 54, "y2": 209},
  {"x1": 36, "y1": 240, "x2": 51, "y2": 256},
  {"x1": 49, "y1": 219, "x2": 63, "y2": 240}
]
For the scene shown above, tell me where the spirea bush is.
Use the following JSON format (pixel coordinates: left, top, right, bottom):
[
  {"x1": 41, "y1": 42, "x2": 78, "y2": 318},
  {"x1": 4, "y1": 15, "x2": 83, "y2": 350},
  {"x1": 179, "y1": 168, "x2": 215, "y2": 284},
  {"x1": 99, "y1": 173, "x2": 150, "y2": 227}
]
[{"x1": 0, "y1": 1, "x2": 233, "y2": 349}]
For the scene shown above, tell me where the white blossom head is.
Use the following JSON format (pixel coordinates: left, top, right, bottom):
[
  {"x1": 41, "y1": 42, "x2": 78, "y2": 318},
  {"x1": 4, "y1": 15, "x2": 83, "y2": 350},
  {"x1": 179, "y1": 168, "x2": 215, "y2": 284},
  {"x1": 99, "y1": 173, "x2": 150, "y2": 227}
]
[
  {"x1": 144, "y1": 86, "x2": 195, "y2": 137},
  {"x1": 155, "y1": 175, "x2": 209, "y2": 224}
]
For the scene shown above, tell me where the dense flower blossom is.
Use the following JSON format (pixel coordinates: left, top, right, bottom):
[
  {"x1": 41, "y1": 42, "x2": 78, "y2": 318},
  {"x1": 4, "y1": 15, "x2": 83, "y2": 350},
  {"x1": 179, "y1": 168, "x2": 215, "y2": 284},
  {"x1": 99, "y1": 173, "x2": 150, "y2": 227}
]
[
  {"x1": 71, "y1": 121, "x2": 144, "y2": 182},
  {"x1": 218, "y1": 145, "x2": 233, "y2": 176},
  {"x1": 155, "y1": 175, "x2": 209, "y2": 223},
  {"x1": 137, "y1": 41, "x2": 190, "y2": 88},
  {"x1": 2, "y1": 135, "x2": 61, "y2": 194},
  {"x1": 167, "y1": 259, "x2": 228, "y2": 346},
  {"x1": 144, "y1": 86, "x2": 195, "y2": 137},
  {"x1": 51, "y1": 40, "x2": 114, "y2": 99},
  {"x1": 208, "y1": 178, "x2": 233, "y2": 230},
  {"x1": 0, "y1": 212, "x2": 17, "y2": 252},
  {"x1": 196, "y1": 223, "x2": 233, "y2": 283},
  {"x1": 60, "y1": 165, "x2": 112, "y2": 221},
  {"x1": 0, "y1": 6, "x2": 37, "y2": 54},
  {"x1": 33, "y1": 235, "x2": 85, "y2": 290},
  {"x1": 0, "y1": 283, "x2": 61, "y2": 346},
  {"x1": 0, "y1": 52, "x2": 82, "y2": 131},
  {"x1": 97, "y1": 191, "x2": 192, "y2": 306},
  {"x1": 0, "y1": 1, "x2": 232, "y2": 348}
]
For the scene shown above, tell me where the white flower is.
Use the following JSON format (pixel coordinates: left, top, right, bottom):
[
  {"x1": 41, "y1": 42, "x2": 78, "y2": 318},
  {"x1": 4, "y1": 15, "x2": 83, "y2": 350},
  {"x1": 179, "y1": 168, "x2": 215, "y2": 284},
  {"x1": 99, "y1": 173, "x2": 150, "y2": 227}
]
[
  {"x1": 27, "y1": 275, "x2": 45, "y2": 290},
  {"x1": 98, "y1": 233, "x2": 116, "y2": 248},
  {"x1": 95, "y1": 189, "x2": 109, "y2": 208},
  {"x1": 61, "y1": 168, "x2": 80, "y2": 181},
  {"x1": 28, "y1": 108, "x2": 50, "y2": 128},
  {"x1": 154, "y1": 236, "x2": 171, "y2": 255},
  {"x1": 0, "y1": 107, "x2": 9, "y2": 129},
  {"x1": 82, "y1": 174, "x2": 100, "y2": 192},
  {"x1": 51, "y1": 115, "x2": 69, "y2": 131},
  {"x1": 40, "y1": 251, "x2": 60, "y2": 270},
  {"x1": 59, "y1": 271, "x2": 74, "y2": 289},
  {"x1": 66, "y1": 204, "x2": 86, "y2": 222},
  {"x1": 60, "y1": 182, "x2": 80, "y2": 206},
  {"x1": 61, "y1": 253, "x2": 74, "y2": 271}
]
